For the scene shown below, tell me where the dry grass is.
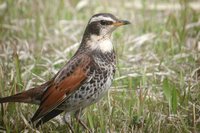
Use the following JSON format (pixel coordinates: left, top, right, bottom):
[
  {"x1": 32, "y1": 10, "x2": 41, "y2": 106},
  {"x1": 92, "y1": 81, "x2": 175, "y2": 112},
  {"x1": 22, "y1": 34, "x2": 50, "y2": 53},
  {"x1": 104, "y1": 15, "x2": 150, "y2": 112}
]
[{"x1": 0, "y1": 0, "x2": 200, "y2": 132}]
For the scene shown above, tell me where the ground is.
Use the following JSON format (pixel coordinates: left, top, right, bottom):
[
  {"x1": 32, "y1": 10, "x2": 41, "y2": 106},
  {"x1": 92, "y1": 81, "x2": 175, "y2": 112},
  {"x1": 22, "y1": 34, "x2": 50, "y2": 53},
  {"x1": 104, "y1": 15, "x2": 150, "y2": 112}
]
[{"x1": 0, "y1": 0, "x2": 200, "y2": 132}]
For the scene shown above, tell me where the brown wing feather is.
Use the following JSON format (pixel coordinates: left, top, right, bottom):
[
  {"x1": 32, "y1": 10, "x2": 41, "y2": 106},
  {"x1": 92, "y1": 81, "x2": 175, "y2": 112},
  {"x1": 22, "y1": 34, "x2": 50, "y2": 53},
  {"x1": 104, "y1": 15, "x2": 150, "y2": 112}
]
[{"x1": 31, "y1": 54, "x2": 91, "y2": 122}]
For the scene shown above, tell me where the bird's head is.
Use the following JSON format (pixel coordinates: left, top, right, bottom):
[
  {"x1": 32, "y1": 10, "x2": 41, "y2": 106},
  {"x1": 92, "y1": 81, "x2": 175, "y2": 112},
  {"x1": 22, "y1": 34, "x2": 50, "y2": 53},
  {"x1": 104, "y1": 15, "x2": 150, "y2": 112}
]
[{"x1": 81, "y1": 13, "x2": 130, "y2": 53}]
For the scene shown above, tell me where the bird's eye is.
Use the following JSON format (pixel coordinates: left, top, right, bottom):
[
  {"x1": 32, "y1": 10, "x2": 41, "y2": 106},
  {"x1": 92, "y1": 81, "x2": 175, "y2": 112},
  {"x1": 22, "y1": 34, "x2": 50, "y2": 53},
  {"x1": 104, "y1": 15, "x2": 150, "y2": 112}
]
[
  {"x1": 100, "y1": 20, "x2": 107, "y2": 25},
  {"x1": 100, "y1": 20, "x2": 113, "y2": 25}
]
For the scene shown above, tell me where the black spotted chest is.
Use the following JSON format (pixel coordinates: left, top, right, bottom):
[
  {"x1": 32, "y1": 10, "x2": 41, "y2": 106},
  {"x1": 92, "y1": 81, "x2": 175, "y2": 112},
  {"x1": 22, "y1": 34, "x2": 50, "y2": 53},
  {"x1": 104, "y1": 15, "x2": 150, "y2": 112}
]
[{"x1": 60, "y1": 52, "x2": 116, "y2": 111}]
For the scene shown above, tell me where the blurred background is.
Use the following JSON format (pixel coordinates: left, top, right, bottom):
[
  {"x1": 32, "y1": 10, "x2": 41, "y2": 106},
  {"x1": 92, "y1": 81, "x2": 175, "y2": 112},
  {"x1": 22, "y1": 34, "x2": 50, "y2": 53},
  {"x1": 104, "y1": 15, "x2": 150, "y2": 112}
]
[{"x1": 0, "y1": 0, "x2": 199, "y2": 132}]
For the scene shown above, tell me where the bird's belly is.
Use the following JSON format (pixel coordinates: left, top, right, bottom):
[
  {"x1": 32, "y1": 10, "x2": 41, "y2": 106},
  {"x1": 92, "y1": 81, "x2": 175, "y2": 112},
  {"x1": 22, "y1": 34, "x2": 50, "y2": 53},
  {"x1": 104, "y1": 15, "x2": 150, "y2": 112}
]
[{"x1": 59, "y1": 75, "x2": 113, "y2": 112}]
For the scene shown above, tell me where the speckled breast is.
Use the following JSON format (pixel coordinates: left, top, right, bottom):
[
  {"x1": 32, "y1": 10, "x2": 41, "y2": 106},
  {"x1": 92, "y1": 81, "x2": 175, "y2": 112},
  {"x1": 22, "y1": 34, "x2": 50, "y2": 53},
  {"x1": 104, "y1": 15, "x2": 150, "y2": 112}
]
[{"x1": 59, "y1": 51, "x2": 116, "y2": 112}]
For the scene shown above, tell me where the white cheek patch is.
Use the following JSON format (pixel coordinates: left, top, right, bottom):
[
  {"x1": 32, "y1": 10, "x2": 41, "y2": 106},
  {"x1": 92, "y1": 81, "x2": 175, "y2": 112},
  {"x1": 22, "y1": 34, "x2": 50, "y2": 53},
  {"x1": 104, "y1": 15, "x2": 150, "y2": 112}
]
[{"x1": 89, "y1": 16, "x2": 114, "y2": 23}]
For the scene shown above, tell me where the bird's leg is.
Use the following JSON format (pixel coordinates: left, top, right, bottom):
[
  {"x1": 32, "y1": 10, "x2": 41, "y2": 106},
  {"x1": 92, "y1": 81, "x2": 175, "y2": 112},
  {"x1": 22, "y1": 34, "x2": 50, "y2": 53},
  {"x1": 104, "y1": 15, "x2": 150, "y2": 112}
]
[
  {"x1": 66, "y1": 122, "x2": 75, "y2": 133},
  {"x1": 63, "y1": 112, "x2": 75, "y2": 133},
  {"x1": 75, "y1": 109, "x2": 91, "y2": 133}
]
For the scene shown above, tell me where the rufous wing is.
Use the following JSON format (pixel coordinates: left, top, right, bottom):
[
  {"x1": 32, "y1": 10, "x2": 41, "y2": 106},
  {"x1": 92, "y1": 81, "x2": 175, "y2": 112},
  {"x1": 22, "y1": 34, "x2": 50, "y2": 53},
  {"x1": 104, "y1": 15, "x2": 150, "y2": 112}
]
[{"x1": 31, "y1": 54, "x2": 91, "y2": 122}]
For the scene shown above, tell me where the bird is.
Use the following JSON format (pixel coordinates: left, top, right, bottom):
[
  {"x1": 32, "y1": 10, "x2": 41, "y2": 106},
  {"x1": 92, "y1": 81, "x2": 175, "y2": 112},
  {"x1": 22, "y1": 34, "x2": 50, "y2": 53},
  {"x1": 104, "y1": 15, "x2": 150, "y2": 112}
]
[{"x1": 0, "y1": 13, "x2": 130, "y2": 131}]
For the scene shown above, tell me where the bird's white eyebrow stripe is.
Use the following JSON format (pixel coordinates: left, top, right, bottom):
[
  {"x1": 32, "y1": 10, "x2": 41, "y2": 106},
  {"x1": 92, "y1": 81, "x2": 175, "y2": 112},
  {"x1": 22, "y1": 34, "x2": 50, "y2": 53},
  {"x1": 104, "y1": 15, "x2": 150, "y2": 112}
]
[{"x1": 89, "y1": 16, "x2": 114, "y2": 23}]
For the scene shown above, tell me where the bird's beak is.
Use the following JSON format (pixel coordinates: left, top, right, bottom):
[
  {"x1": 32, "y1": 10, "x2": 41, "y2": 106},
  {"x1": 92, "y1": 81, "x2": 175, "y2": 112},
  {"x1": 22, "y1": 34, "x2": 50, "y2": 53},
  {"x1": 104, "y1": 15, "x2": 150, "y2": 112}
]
[{"x1": 112, "y1": 20, "x2": 131, "y2": 26}]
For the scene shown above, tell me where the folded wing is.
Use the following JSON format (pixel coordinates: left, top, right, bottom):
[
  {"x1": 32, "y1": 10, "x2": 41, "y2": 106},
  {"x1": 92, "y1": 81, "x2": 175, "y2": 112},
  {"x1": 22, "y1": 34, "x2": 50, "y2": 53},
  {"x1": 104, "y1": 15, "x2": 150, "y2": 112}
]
[{"x1": 31, "y1": 54, "x2": 92, "y2": 123}]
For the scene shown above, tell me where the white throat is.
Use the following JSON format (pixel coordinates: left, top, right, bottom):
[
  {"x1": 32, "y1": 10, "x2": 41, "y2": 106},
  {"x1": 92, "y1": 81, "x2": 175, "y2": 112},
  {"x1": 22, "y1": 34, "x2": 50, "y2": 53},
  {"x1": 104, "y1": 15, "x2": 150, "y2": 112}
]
[{"x1": 88, "y1": 35, "x2": 113, "y2": 53}]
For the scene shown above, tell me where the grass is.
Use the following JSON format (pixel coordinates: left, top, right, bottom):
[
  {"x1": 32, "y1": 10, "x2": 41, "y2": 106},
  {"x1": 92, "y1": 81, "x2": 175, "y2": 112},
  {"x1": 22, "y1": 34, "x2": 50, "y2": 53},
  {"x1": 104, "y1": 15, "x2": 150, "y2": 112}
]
[{"x1": 0, "y1": 0, "x2": 200, "y2": 132}]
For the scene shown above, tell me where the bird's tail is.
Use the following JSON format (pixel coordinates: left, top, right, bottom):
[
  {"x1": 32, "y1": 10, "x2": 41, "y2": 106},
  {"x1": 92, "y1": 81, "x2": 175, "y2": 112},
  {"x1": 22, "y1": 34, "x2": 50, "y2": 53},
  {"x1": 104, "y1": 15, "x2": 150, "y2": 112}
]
[
  {"x1": 0, "y1": 92, "x2": 29, "y2": 103},
  {"x1": 0, "y1": 81, "x2": 50, "y2": 104},
  {"x1": 0, "y1": 88, "x2": 39, "y2": 104}
]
